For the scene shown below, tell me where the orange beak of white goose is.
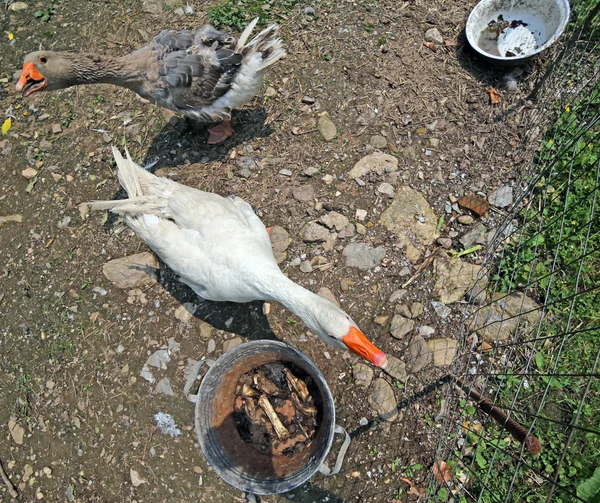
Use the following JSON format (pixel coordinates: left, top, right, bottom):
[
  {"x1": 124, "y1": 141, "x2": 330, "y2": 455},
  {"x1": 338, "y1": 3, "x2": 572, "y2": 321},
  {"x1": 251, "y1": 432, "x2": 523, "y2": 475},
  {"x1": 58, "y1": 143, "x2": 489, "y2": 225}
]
[
  {"x1": 342, "y1": 326, "x2": 388, "y2": 368},
  {"x1": 16, "y1": 62, "x2": 47, "y2": 97}
]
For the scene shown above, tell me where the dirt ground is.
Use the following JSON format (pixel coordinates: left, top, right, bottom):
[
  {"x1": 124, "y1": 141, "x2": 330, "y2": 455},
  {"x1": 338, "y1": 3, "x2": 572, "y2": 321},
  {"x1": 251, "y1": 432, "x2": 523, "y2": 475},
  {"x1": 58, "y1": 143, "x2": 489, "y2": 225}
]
[{"x1": 0, "y1": 0, "x2": 539, "y2": 501}]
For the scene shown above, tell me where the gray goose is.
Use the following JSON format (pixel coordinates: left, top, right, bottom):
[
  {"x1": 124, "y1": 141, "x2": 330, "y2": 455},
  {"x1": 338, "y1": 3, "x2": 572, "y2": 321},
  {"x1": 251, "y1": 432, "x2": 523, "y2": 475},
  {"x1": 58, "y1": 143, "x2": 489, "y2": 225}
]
[{"x1": 15, "y1": 19, "x2": 284, "y2": 144}]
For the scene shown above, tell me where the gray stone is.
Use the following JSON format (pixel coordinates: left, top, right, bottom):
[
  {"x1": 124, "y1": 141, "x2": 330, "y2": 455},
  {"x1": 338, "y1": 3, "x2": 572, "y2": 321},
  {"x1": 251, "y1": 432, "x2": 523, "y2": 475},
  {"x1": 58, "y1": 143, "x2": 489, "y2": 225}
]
[
  {"x1": 460, "y1": 222, "x2": 488, "y2": 249},
  {"x1": 400, "y1": 145, "x2": 418, "y2": 161},
  {"x1": 279, "y1": 168, "x2": 293, "y2": 176},
  {"x1": 437, "y1": 237, "x2": 453, "y2": 249},
  {"x1": 223, "y1": 337, "x2": 243, "y2": 353},
  {"x1": 318, "y1": 115, "x2": 337, "y2": 141},
  {"x1": 155, "y1": 378, "x2": 175, "y2": 396},
  {"x1": 302, "y1": 222, "x2": 329, "y2": 242},
  {"x1": 390, "y1": 314, "x2": 415, "y2": 339},
  {"x1": 320, "y1": 211, "x2": 349, "y2": 231},
  {"x1": 383, "y1": 355, "x2": 406, "y2": 382},
  {"x1": 352, "y1": 363, "x2": 374, "y2": 387},
  {"x1": 434, "y1": 254, "x2": 485, "y2": 304},
  {"x1": 488, "y1": 185, "x2": 513, "y2": 208},
  {"x1": 301, "y1": 95, "x2": 315, "y2": 104},
  {"x1": 410, "y1": 302, "x2": 424, "y2": 318},
  {"x1": 458, "y1": 215, "x2": 474, "y2": 225},
  {"x1": 427, "y1": 338, "x2": 458, "y2": 366},
  {"x1": 8, "y1": 416, "x2": 24, "y2": 445},
  {"x1": 52, "y1": 123, "x2": 62, "y2": 134},
  {"x1": 389, "y1": 289, "x2": 407, "y2": 302},
  {"x1": 418, "y1": 326, "x2": 435, "y2": 337},
  {"x1": 406, "y1": 335, "x2": 431, "y2": 372},
  {"x1": 292, "y1": 185, "x2": 315, "y2": 202},
  {"x1": 142, "y1": 0, "x2": 162, "y2": 14},
  {"x1": 39, "y1": 139, "x2": 52, "y2": 151},
  {"x1": 300, "y1": 260, "x2": 313, "y2": 273},
  {"x1": 207, "y1": 339, "x2": 216, "y2": 354},
  {"x1": 377, "y1": 182, "x2": 395, "y2": 197},
  {"x1": 432, "y1": 300, "x2": 451, "y2": 319},
  {"x1": 102, "y1": 252, "x2": 158, "y2": 289},
  {"x1": 380, "y1": 186, "x2": 439, "y2": 246},
  {"x1": 342, "y1": 243, "x2": 386, "y2": 269},
  {"x1": 304, "y1": 6, "x2": 315, "y2": 15},
  {"x1": 348, "y1": 152, "x2": 398, "y2": 179},
  {"x1": 303, "y1": 167, "x2": 320, "y2": 177},
  {"x1": 270, "y1": 225, "x2": 291, "y2": 264},
  {"x1": 339, "y1": 223, "x2": 356, "y2": 238},
  {"x1": 425, "y1": 27, "x2": 444, "y2": 45},
  {"x1": 395, "y1": 304, "x2": 412, "y2": 318},
  {"x1": 370, "y1": 135, "x2": 387, "y2": 148},
  {"x1": 175, "y1": 302, "x2": 196, "y2": 323},
  {"x1": 368, "y1": 378, "x2": 398, "y2": 421}
]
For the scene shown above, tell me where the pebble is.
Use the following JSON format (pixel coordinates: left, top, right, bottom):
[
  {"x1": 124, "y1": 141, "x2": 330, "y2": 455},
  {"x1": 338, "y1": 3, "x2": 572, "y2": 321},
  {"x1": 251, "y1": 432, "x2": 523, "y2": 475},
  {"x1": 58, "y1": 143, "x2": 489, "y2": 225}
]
[
  {"x1": 223, "y1": 337, "x2": 243, "y2": 352},
  {"x1": 406, "y1": 335, "x2": 432, "y2": 372},
  {"x1": 354, "y1": 177, "x2": 366, "y2": 187},
  {"x1": 389, "y1": 289, "x2": 407, "y2": 302},
  {"x1": 418, "y1": 326, "x2": 435, "y2": 337},
  {"x1": 174, "y1": 302, "x2": 196, "y2": 323},
  {"x1": 437, "y1": 237, "x2": 453, "y2": 249},
  {"x1": 370, "y1": 135, "x2": 387, "y2": 148},
  {"x1": 301, "y1": 95, "x2": 316, "y2": 104},
  {"x1": 374, "y1": 315, "x2": 389, "y2": 325},
  {"x1": 130, "y1": 468, "x2": 146, "y2": 487},
  {"x1": 424, "y1": 27, "x2": 444, "y2": 45},
  {"x1": 432, "y1": 301, "x2": 451, "y2": 318},
  {"x1": 154, "y1": 377, "x2": 175, "y2": 396},
  {"x1": 356, "y1": 223, "x2": 367, "y2": 235},
  {"x1": 348, "y1": 152, "x2": 398, "y2": 179},
  {"x1": 58, "y1": 216, "x2": 71, "y2": 228},
  {"x1": 342, "y1": 243, "x2": 385, "y2": 270},
  {"x1": 459, "y1": 222, "x2": 488, "y2": 249},
  {"x1": 427, "y1": 338, "x2": 458, "y2": 366},
  {"x1": 359, "y1": 417, "x2": 369, "y2": 426},
  {"x1": 278, "y1": 168, "x2": 293, "y2": 176},
  {"x1": 39, "y1": 139, "x2": 52, "y2": 151},
  {"x1": 102, "y1": 252, "x2": 158, "y2": 289},
  {"x1": 389, "y1": 314, "x2": 414, "y2": 339},
  {"x1": 8, "y1": 416, "x2": 24, "y2": 445},
  {"x1": 269, "y1": 225, "x2": 291, "y2": 264},
  {"x1": 289, "y1": 257, "x2": 302, "y2": 267},
  {"x1": 304, "y1": 6, "x2": 315, "y2": 15},
  {"x1": 377, "y1": 182, "x2": 395, "y2": 197},
  {"x1": 340, "y1": 278, "x2": 355, "y2": 291},
  {"x1": 410, "y1": 302, "x2": 424, "y2": 318},
  {"x1": 207, "y1": 339, "x2": 216, "y2": 354},
  {"x1": 318, "y1": 115, "x2": 337, "y2": 141},
  {"x1": 317, "y1": 287, "x2": 339, "y2": 306},
  {"x1": 458, "y1": 215, "x2": 474, "y2": 225},
  {"x1": 488, "y1": 185, "x2": 513, "y2": 208},
  {"x1": 303, "y1": 167, "x2": 319, "y2": 177},
  {"x1": 8, "y1": 1, "x2": 28, "y2": 10},
  {"x1": 292, "y1": 184, "x2": 316, "y2": 202},
  {"x1": 302, "y1": 222, "x2": 329, "y2": 242},
  {"x1": 368, "y1": 378, "x2": 398, "y2": 421},
  {"x1": 383, "y1": 355, "x2": 407, "y2": 382},
  {"x1": 174, "y1": 7, "x2": 185, "y2": 15},
  {"x1": 51, "y1": 123, "x2": 62, "y2": 134},
  {"x1": 352, "y1": 363, "x2": 374, "y2": 387},
  {"x1": 300, "y1": 260, "x2": 313, "y2": 273},
  {"x1": 265, "y1": 86, "x2": 277, "y2": 97},
  {"x1": 355, "y1": 209, "x2": 367, "y2": 221},
  {"x1": 22, "y1": 167, "x2": 38, "y2": 179},
  {"x1": 320, "y1": 211, "x2": 349, "y2": 231}
]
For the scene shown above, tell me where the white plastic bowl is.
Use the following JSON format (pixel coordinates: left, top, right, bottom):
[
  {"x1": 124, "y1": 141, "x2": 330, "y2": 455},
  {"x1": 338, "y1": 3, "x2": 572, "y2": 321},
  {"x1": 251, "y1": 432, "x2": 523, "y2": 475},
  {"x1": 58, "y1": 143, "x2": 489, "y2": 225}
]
[{"x1": 466, "y1": 0, "x2": 570, "y2": 65}]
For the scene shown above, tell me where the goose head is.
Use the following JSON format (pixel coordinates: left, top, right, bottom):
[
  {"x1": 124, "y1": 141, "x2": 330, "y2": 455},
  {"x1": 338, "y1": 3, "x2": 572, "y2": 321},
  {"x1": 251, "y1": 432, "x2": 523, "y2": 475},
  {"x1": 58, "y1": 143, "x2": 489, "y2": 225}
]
[
  {"x1": 299, "y1": 295, "x2": 388, "y2": 368},
  {"x1": 15, "y1": 52, "x2": 64, "y2": 96}
]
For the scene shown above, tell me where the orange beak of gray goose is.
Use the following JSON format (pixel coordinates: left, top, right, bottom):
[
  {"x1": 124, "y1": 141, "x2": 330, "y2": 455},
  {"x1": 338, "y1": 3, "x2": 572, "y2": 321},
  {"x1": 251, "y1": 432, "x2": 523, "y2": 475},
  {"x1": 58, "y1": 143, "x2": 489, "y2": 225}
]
[{"x1": 16, "y1": 62, "x2": 47, "y2": 97}]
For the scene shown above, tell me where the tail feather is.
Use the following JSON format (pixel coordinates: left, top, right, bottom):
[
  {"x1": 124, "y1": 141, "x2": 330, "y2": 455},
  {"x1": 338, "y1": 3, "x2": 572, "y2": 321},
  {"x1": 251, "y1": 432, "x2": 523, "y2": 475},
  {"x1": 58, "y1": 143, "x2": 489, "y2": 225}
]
[
  {"x1": 235, "y1": 17, "x2": 259, "y2": 51},
  {"x1": 236, "y1": 18, "x2": 286, "y2": 72}
]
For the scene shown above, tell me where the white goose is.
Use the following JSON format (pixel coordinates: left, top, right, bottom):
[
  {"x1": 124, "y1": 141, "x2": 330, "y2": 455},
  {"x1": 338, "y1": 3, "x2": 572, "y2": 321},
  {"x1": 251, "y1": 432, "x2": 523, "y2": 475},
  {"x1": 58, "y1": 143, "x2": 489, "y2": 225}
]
[{"x1": 88, "y1": 147, "x2": 388, "y2": 368}]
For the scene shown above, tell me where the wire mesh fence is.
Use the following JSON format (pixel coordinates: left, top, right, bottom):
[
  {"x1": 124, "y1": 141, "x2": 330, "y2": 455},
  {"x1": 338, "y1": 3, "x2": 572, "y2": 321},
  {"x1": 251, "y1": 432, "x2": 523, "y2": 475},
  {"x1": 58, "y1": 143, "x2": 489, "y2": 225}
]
[{"x1": 428, "y1": 1, "x2": 600, "y2": 502}]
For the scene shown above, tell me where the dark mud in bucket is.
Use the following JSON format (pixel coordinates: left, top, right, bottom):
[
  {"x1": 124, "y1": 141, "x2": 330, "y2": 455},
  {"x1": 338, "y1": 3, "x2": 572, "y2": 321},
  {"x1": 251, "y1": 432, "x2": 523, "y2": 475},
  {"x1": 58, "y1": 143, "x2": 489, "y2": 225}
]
[{"x1": 194, "y1": 340, "x2": 348, "y2": 495}]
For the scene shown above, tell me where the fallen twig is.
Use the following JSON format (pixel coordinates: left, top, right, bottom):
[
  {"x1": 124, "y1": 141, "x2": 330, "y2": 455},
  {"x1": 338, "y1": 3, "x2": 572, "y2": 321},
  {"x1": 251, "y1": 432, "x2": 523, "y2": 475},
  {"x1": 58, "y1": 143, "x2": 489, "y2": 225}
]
[
  {"x1": 0, "y1": 457, "x2": 18, "y2": 499},
  {"x1": 402, "y1": 248, "x2": 439, "y2": 289},
  {"x1": 452, "y1": 376, "x2": 541, "y2": 454}
]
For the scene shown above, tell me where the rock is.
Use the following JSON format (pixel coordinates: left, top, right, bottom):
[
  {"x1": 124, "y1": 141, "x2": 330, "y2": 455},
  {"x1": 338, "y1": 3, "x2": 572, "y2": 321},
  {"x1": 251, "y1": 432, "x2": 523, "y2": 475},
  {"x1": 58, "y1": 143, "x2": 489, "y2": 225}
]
[
  {"x1": 130, "y1": 468, "x2": 146, "y2": 487},
  {"x1": 458, "y1": 215, "x2": 474, "y2": 225},
  {"x1": 317, "y1": 287, "x2": 339, "y2": 306},
  {"x1": 174, "y1": 302, "x2": 196, "y2": 323},
  {"x1": 410, "y1": 302, "x2": 424, "y2": 318},
  {"x1": 292, "y1": 185, "x2": 315, "y2": 202},
  {"x1": 348, "y1": 152, "x2": 398, "y2": 179},
  {"x1": 304, "y1": 6, "x2": 315, "y2": 15},
  {"x1": 469, "y1": 292, "x2": 542, "y2": 342},
  {"x1": 479, "y1": 342, "x2": 493, "y2": 352},
  {"x1": 320, "y1": 211, "x2": 349, "y2": 231},
  {"x1": 142, "y1": 0, "x2": 161, "y2": 14},
  {"x1": 102, "y1": 252, "x2": 158, "y2": 289},
  {"x1": 303, "y1": 167, "x2": 319, "y2": 177},
  {"x1": 8, "y1": 416, "x2": 24, "y2": 445},
  {"x1": 460, "y1": 222, "x2": 488, "y2": 249},
  {"x1": 400, "y1": 145, "x2": 418, "y2": 161},
  {"x1": 52, "y1": 123, "x2": 62, "y2": 134},
  {"x1": 380, "y1": 186, "x2": 439, "y2": 246},
  {"x1": 434, "y1": 254, "x2": 485, "y2": 304},
  {"x1": 302, "y1": 222, "x2": 329, "y2": 242},
  {"x1": 427, "y1": 339, "x2": 458, "y2": 366},
  {"x1": 340, "y1": 278, "x2": 355, "y2": 291},
  {"x1": 154, "y1": 378, "x2": 175, "y2": 396},
  {"x1": 174, "y1": 7, "x2": 185, "y2": 15},
  {"x1": 339, "y1": 223, "x2": 356, "y2": 238},
  {"x1": 269, "y1": 226, "x2": 291, "y2": 264},
  {"x1": 265, "y1": 86, "x2": 277, "y2": 97},
  {"x1": 352, "y1": 363, "x2": 374, "y2": 387},
  {"x1": 355, "y1": 209, "x2": 367, "y2": 221},
  {"x1": 22, "y1": 167, "x2": 38, "y2": 179},
  {"x1": 356, "y1": 223, "x2": 367, "y2": 235},
  {"x1": 301, "y1": 95, "x2": 315, "y2": 104},
  {"x1": 432, "y1": 301, "x2": 451, "y2": 318},
  {"x1": 377, "y1": 182, "x2": 395, "y2": 197},
  {"x1": 370, "y1": 135, "x2": 387, "y2": 148},
  {"x1": 279, "y1": 168, "x2": 293, "y2": 177},
  {"x1": 58, "y1": 216, "x2": 71, "y2": 228},
  {"x1": 374, "y1": 315, "x2": 389, "y2": 325},
  {"x1": 437, "y1": 237, "x2": 453, "y2": 249},
  {"x1": 223, "y1": 337, "x2": 243, "y2": 352},
  {"x1": 318, "y1": 115, "x2": 337, "y2": 141},
  {"x1": 102, "y1": 132, "x2": 112, "y2": 143},
  {"x1": 488, "y1": 185, "x2": 513, "y2": 208},
  {"x1": 425, "y1": 27, "x2": 444, "y2": 45},
  {"x1": 207, "y1": 339, "x2": 216, "y2": 354},
  {"x1": 389, "y1": 314, "x2": 414, "y2": 339},
  {"x1": 383, "y1": 356, "x2": 406, "y2": 382},
  {"x1": 8, "y1": 1, "x2": 28, "y2": 10},
  {"x1": 406, "y1": 335, "x2": 431, "y2": 372},
  {"x1": 300, "y1": 260, "x2": 313, "y2": 273},
  {"x1": 395, "y1": 304, "x2": 412, "y2": 318},
  {"x1": 418, "y1": 326, "x2": 435, "y2": 337},
  {"x1": 389, "y1": 289, "x2": 407, "y2": 302},
  {"x1": 368, "y1": 378, "x2": 398, "y2": 421},
  {"x1": 323, "y1": 234, "x2": 337, "y2": 251},
  {"x1": 39, "y1": 139, "x2": 52, "y2": 151},
  {"x1": 342, "y1": 243, "x2": 385, "y2": 269}
]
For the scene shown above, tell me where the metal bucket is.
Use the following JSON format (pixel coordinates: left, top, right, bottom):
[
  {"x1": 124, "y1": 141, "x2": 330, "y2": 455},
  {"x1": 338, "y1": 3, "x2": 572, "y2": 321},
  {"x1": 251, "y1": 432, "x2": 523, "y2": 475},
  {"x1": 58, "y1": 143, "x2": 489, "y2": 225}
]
[{"x1": 193, "y1": 340, "x2": 349, "y2": 495}]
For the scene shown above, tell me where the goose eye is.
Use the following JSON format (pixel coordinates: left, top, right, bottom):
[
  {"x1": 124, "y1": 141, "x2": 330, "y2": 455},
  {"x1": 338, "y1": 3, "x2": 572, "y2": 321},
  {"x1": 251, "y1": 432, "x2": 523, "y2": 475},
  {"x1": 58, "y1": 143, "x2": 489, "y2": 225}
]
[{"x1": 39, "y1": 57, "x2": 47, "y2": 64}]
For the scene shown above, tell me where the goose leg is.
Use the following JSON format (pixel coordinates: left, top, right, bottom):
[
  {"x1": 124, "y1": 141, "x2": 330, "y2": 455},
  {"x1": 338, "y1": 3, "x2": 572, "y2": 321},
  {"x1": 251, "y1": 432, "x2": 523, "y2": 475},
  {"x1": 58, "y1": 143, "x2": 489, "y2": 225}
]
[{"x1": 207, "y1": 120, "x2": 234, "y2": 144}]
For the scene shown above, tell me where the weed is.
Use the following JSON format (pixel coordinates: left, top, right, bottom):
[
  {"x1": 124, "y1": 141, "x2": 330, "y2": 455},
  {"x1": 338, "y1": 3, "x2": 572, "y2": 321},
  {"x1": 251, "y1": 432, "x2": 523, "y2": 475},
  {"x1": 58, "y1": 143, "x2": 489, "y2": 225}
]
[
  {"x1": 207, "y1": 0, "x2": 300, "y2": 30},
  {"x1": 35, "y1": 1, "x2": 58, "y2": 22}
]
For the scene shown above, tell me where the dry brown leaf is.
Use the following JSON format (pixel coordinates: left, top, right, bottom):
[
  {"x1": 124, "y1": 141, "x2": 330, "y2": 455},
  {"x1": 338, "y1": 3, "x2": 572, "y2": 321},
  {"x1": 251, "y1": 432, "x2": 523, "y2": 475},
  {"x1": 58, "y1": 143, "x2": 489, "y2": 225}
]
[
  {"x1": 458, "y1": 194, "x2": 490, "y2": 217},
  {"x1": 399, "y1": 477, "x2": 425, "y2": 495},
  {"x1": 423, "y1": 41, "x2": 437, "y2": 51},
  {"x1": 443, "y1": 40, "x2": 459, "y2": 47},
  {"x1": 486, "y1": 87, "x2": 501, "y2": 104},
  {"x1": 432, "y1": 460, "x2": 452, "y2": 484}
]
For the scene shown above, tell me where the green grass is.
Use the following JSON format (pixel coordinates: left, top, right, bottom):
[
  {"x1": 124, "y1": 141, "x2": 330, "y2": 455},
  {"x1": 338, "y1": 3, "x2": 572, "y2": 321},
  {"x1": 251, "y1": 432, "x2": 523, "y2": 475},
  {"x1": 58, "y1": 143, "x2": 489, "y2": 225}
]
[
  {"x1": 207, "y1": 0, "x2": 301, "y2": 30},
  {"x1": 470, "y1": 80, "x2": 600, "y2": 502}
]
